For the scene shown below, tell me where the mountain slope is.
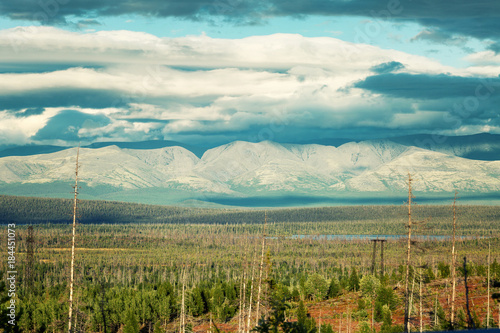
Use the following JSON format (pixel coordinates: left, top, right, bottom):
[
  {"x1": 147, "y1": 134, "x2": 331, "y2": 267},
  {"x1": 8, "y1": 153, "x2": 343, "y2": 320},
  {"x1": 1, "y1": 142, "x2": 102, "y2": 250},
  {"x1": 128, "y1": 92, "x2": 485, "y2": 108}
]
[
  {"x1": 0, "y1": 139, "x2": 498, "y2": 205},
  {"x1": 346, "y1": 147, "x2": 500, "y2": 192}
]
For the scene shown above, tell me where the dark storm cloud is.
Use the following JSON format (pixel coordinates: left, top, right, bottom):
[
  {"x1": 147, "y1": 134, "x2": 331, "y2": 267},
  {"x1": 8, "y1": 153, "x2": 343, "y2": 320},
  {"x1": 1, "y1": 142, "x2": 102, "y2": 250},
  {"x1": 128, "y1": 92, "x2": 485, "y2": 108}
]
[
  {"x1": 410, "y1": 29, "x2": 468, "y2": 46},
  {"x1": 0, "y1": 64, "x2": 104, "y2": 74},
  {"x1": 371, "y1": 61, "x2": 404, "y2": 74},
  {"x1": 354, "y1": 73, "x2": 500, "y2": 100},
  {"x1": 488, "y1": 42, "x2": 500, "y2": 54},
  {"x1": 0, "y1": 0, "x2": 270, "y2": 24},
  {"x1": 1, "y1": 0, "x2": 499, "y2": 40},
  {"x1": 0, "y1": 88, "x2": 128, "y2": 111},
  {"x1": 14, "y1": 107, "x2": 45, "y2": 117},
  {"x1": 32, "y1": 109, "x2": 110, "y2": 141}
]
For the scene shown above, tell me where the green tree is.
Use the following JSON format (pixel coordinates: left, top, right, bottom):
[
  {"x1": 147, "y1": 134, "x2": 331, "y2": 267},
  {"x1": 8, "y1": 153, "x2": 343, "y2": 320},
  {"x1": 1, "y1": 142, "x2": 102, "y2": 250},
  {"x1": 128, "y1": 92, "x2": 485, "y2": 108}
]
[
  {"x1": 320, "y1": 323, "x2": 334, "y2": 333},
  {"x1": 153, "y1": 320, "x2": 163, "y2": 333},
  {"x1": 360, "y1": 275, "x2": 380, "y2": 299},
  {"x1": 328, "y1": 277, "x2": 341, "y2": 298},
  {"x1": 437, "y1": 262, "x2": 450, "y2": 278},
  {"x1": 349, "y1": 268, "x2": 360, "y2": 292},
  {"x1": 297, "y1": 300, "x2": 308, "y2": 327},
  {"x1": 305, "y1": 273, "x2": 328, "y2": 301},
  {"x1": 360, "y1": 274, "x2": 380, "y2": 328},
  {"x1": 357, "y1": 321, "x2": 373, "y2": 333},
  {"x1": 296, "y1": 300, "x2": 317, "y2": 333},
  {"x1": 123, "y1": 307, "x2": 140, "y2": 333}
]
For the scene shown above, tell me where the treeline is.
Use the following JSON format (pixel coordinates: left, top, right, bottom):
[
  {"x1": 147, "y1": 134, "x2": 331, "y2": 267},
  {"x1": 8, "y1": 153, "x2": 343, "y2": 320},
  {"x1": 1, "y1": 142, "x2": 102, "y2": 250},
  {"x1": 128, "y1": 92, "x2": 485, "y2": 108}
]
[{"x1": 1, "y1": 195, "x2": 499, "y2": 228}]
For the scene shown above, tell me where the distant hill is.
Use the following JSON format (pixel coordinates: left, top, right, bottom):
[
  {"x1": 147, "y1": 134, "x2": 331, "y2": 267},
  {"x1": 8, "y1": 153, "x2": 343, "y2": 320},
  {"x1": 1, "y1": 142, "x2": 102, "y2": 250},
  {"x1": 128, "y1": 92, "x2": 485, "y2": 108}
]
[
  {"x1": 0, "y1": 140, "x2": 208, "y2": 158},
  {"x1": 1, "y1": 194, "x2": 498, "y2": 225},
  {"x1": 0, "y1": 135, "x2": 498, "y2": 206}
]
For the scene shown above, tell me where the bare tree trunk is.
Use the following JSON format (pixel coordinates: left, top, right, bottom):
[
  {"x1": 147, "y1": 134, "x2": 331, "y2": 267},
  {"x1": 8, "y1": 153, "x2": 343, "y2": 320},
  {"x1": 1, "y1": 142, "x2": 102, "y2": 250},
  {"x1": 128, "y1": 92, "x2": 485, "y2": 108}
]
[
  {"x1": 404, "y1": 173, "x2": 413, "y2": 333},
  {"x1": 180, "y1": 269, "x2": 186, "y2": 333},
  {"x1": 255, "y1": 211, "x2": 267, "y2": 327},
  {"x1": 246, "y1": 244, "x2": 257, "y2": 333},
  {"x1": 371, "y1": 240, "x2": 377, "y2": 275},
  {"x1": 419, "y1": 259, "x2": 422, "y2": 333},
  {"x1": 450, "y1": 191, "x2": 457, "y2": 328},
  {"x1": 434, "y1": 294, "x2": 438, "y2": 329},
  {"x1": 463, "y1": 257, "x2": 475, "y2": 330},
  {"x1": 380, "y1": 241, "x2": 385, "y2": 277},
  {"x1": 238, "y1": 272, "x2": 244, "y2": 333},
  {"x1": 241, "y1": 270, "x2": 247, "y2": 333},
  {"x1": 68, "y1": 145, "x2": 80, "y2": 333},
  {"x1": 409, "y1": 273, "x2": 415, "y2": 330},
  {"x1": 487, "y1": 242, "x2": 491, "y2": 328}
]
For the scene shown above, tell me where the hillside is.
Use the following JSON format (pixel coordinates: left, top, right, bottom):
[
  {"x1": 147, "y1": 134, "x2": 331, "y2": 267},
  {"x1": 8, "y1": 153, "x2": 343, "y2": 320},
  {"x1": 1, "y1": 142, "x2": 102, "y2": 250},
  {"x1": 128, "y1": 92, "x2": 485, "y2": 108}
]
[
  {"x1": 0, "y1": 136, "x2": 499, "y2": 206},
  {"x1": 1, "y1": 195, "x2": 499, "y2": 234}
]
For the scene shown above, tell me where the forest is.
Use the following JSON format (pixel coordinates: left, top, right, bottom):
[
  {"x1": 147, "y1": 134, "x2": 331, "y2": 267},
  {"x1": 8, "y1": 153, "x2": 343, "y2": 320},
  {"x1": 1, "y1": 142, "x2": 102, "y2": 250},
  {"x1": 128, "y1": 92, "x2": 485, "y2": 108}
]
[{"x1": 0, "y1": 194, "x2": 499, "y2": 333}]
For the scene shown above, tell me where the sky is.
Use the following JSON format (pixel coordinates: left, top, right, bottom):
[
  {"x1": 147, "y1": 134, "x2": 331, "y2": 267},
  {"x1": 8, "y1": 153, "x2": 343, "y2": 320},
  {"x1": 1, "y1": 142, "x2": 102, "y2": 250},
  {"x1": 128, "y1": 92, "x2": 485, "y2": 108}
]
[{"x1": 0, "y1": 0, "x2": 500, "y2": 148}]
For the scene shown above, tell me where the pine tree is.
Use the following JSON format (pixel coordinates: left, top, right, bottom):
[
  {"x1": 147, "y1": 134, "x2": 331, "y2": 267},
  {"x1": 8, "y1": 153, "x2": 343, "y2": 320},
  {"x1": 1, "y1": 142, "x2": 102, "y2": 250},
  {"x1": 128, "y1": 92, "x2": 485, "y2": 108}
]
[
  {"x1": 123, "y1": 307, "x2": 140, "y2": 333},
  {"x1": 328, "y1": 277, "x2": 341, "y2": 298},
  {"x1": 348, "y1": 268, "x2": 360, "y2": 292}
]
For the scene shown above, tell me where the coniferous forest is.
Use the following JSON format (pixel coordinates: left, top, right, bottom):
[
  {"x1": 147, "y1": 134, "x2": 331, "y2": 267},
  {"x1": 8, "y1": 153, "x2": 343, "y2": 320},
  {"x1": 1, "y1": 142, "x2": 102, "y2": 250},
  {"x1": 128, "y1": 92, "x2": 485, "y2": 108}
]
[{"x1": 0, "y1": 195, "x2": 499, "y2": 332}]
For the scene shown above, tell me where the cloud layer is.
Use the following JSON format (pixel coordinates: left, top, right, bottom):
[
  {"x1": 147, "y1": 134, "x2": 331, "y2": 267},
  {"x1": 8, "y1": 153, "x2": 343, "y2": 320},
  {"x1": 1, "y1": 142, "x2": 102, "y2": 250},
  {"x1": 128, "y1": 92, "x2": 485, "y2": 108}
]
[
  {"x1": 1, "y1": 0, "x2": 499, "y2": 36},
  {"x1": 0, "y1": 27, "x2": 500, "y2": 147}
]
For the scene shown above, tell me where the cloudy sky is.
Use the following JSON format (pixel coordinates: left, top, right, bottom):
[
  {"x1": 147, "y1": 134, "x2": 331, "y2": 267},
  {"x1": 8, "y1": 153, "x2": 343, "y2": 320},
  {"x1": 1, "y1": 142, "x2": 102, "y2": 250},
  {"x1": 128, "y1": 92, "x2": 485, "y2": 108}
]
[{"x1": 0, "y1": 0, "x2": 500, "y2": 148}]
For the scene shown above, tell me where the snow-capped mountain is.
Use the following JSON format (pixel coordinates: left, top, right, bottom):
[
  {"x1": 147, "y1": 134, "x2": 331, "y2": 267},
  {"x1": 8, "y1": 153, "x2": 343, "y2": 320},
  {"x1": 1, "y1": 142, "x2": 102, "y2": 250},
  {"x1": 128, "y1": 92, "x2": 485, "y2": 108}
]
[{"x1": 0, "y1": 138, "x2": 499, "y2": 205}]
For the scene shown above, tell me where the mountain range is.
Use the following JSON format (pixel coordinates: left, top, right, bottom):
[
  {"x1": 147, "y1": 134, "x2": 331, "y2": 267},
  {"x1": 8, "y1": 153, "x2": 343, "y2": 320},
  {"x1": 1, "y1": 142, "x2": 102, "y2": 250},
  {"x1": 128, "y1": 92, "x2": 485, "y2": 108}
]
[{"x1": 0, "y1": 134, "x2": 499, "y2": 206}]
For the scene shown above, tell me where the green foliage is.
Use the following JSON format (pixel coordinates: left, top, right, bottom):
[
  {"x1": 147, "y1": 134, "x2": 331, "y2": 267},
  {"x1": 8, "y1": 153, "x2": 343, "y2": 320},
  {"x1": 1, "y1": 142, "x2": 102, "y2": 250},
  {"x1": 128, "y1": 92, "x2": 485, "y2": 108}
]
[
  {"x1": 380, "y1": 304, "x2": 392, "y2": 326},
  {"x1": 320, "y1": 324, "x2": 334, "y2": 333},
  {"x1": 291, "y1": 287, "x2": 301, "y2": 301},
  {"x1": 437, "y1": 262, "x2": 450, "y2": 278},
  {"x1": 455, "y1": 308, "x2": 467, "y2": 329},
  {"x1": 274, "y1": 283, "x2": 292, "y2": 302},
  {"x1": 295, "y1": 300, "x2": 317, "y2": 333},
  {"x1": 432, "y1": 301, "x2": 452, "y2": 331},
  {"x1": 423, "y1": 266, "x2": 435, "y2": 283},
  {"x1": 360, "y1": 275, "x2": 380, "y2": 300},
  {"x1": 123, "y1": 307, "x2": 140, "y2": 333},
  {"x1": 304, "y1": 273, "x2": 329, "y2": 301},
  {"x1": 349, "y1": 268, "x2": 360, "y2": 292},
  {"x1": 375, "y1": 286, "x2": 398, "y2": 311},
  {"x1": 0, "y1": 198, "x2": 498, "y2": 332},
  {"x1": 254, "y1": 298, "x2": 317, "y2": 333},
  {"x1": 475, "y1": 264, "x2": 487, "y2": 277},
  {"x1": 153, "y1": 320, "x2": 163, "y2": 333},
  {"x1": 327, "y1": 277, "x2": 341, "y2": 298},
  {"x1": 357, "y1": 321, "x2": 373, "y2": 333},
  {"x1": 457, "y1": 262, "x2": 474, "y2": 277},
  {"x1": 491, "y1": 259, "x2": 500, "y2": 279},
  {"x1": 297, "y1": 300, "x2": 308, "y2": 326}
]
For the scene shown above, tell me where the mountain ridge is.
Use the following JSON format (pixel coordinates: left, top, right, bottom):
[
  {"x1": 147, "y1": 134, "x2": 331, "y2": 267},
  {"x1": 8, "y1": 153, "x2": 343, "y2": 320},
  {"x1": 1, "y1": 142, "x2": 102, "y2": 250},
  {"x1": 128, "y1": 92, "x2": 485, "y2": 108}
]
[{"x1": 0, "y1": 135, "x2": 498, "y2": 206}]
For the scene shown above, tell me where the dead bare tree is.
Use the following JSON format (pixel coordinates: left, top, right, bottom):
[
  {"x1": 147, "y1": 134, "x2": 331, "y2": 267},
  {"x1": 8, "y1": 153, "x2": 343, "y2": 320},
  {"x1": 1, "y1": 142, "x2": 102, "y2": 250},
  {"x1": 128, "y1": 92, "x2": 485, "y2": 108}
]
[
  {"x1": 246, "y1": 242, "x2": 258, "y2": 333},
  {"x1": 255, "y1": 211, "x2": 267, "y2": 327},
  {"x1": 404, "y1": 173, "x2": 414, "y2": 333},
  {"x1": 404, "y1": 173, "x2": 431, "y2": 333},
  {"x1": 487, "y1": 242, "x2": 491, "y2": 328},
  {"x1": 25, "y1": 225, "x2": 35, "y2": 293},
  {"x1": 180, "y1": 268, "x2": 186, "y2": 333},
  {"x1": 463, "y1": 257, "x2": 475, "y2": 330},
  {"x1": 450, "y1": 191, "x2": 458, "y2": 328},
  {"x1": 68, "y1": 145, "x2": 80, "y2": 333}
]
